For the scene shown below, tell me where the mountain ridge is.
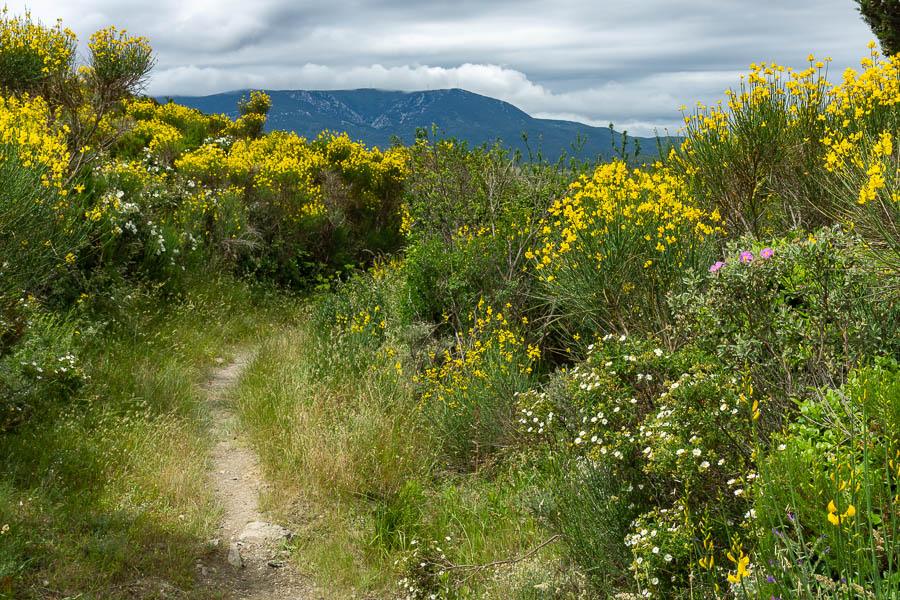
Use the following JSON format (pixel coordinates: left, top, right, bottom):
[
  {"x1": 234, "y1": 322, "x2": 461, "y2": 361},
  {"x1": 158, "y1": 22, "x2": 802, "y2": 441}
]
[{"x1": 161, "y1": 87, "x2": 670, "y2": 160}]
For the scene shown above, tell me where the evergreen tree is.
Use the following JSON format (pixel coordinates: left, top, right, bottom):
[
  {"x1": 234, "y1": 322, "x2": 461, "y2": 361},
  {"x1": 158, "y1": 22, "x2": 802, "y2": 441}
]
[{"x1": 855, "y1": 0, "x2": 900, "y2": 55}]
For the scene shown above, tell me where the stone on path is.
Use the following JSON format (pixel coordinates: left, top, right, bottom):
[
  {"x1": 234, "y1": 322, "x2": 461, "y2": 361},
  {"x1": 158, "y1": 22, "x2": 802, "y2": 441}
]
[
  {"x1": 238, "y1": 521, "x2": 294, "y2": 546},
  {"x1": 227, "y1": 542, "x2": 244, "y2": 568}
]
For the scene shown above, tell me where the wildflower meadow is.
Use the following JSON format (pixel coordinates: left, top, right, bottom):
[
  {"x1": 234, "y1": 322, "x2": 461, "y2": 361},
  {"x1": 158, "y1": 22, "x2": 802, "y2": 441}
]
[{"x1": 0, "y1": 9, "x2": 899, "y2": 600}]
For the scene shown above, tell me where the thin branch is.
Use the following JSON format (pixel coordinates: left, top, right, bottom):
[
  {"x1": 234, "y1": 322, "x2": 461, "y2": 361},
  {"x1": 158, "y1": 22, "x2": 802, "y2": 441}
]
[{"x1": 435, "y1": 534, "x2": 565, "y2": 584}]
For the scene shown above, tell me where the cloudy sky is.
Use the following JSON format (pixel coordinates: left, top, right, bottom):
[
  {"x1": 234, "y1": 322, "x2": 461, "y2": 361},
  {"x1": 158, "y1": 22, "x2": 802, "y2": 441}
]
[{"x1": 9, "y1": 0, "x2": 877, "y2": 135}]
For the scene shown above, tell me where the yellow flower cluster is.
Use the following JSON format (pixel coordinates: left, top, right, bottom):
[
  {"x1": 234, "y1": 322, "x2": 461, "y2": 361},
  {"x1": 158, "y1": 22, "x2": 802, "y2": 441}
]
[
  {"x1": 126, "y1": 98, "x2": 216, "y2": 133},
  {"x1": 0, "y1": 9, "x2": 75, "y2": 80},
  {"x1": 132, "y1": 119, "x2": 183, "y2": 159},
  {"x1": 335, "y1": 304, "x2": 386, "y2": 337},
  {"x1": 175, "y1": 130, "x2": 408, "y2": 222},
  {"x1": 229, "y1": 131, "x2": 327, "y2": 218},
  {"x1": 827, "y1": 43, "x2": 900, "y2": 125},
  {"x1": 819, "y1": 45, "x2": 900, "y2": 233},
  {"x1": 680, "y1": 57, "x2": 831, "y2": 150},
  {"x1": 0, "y1": 94, "x2": 69, "y2": 191},
  {"x1": 419, "y1": 300, "x2": 534, "y2": 411},
  {"x1": 87, "y1": 26, "x2": 152, "y2": 81},
  {"x1": 530, "y1": 160, "x2": 722, "y2": 278},
  {"x1": 238, "y1": 90, "x2": 272, "y2": 115},
  {"x1": 173, "y1": 143, "x2": 228, "y2": 182}
]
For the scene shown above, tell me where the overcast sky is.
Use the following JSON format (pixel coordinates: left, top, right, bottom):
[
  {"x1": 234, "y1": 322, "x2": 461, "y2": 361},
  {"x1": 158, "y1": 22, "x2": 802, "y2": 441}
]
[{"x1": 9, "y1": 1, "x2": 877, "y2": 135}]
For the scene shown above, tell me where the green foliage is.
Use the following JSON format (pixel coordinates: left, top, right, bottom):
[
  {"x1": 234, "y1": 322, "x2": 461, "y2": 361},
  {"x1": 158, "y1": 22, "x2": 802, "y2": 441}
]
[
  {"x1": 402, "y1": 132, "x2": 569, "y2": 329},
  {"x1": 0, "y1": 142, "x2": 89, "y2": 304},
  {"x1": 855, "y1": 0, "x2": 900, "y2": 55},
  {"x1": 671, "y1": 228, "x2": 900, "y2": 405},
  {"x1": 752, "y1": 359, "x2": 900, "y2": 599}
]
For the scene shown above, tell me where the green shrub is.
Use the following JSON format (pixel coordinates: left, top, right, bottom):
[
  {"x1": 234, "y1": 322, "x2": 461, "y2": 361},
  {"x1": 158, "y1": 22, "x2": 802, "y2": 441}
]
[
  {"x1": 670, "y1": 227, "x2": 900, "y2": 406},
  {"x1": 751, "y1": 359, "x2": 900, "y2": 599},
  {"x1": 402, "y1": 133, "x2": 568, "y2": 329},
  {"x1": 0, "y1": 310, "x2": 87, "y2": 433},
  {"x1": 529, "y1": 160, "x2": 722, "y2": 338},
  {"x1": 418, "y1": 300, "x2": 539, "y2": 471},
  {"x1": 518, "y1": 336, "x2": 757, "y2": 597}
]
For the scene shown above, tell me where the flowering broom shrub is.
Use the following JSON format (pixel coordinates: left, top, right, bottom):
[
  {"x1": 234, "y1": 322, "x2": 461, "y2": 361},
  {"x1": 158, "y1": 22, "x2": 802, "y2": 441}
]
[
  {"x1": 418, "y1": 300, "x2": 539, "y2": 471},
  {"x1": 529, "y1": 160, "x2": 723, "y2": 337},
  {"x1": 675, "y1": 57, "x2": 834, "y2": 236},
  {"x1": 0, "y1": 94, "x2": 89, "y2": 320},
  {"x1": 0, "y1": 9, "x2": 75, "y2": 95}
]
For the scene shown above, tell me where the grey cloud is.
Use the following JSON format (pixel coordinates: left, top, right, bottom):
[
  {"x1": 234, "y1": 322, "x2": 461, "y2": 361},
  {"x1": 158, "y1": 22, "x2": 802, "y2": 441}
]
[{"x1": 9, "y1": 0, "x2": 879, "y2": 134}]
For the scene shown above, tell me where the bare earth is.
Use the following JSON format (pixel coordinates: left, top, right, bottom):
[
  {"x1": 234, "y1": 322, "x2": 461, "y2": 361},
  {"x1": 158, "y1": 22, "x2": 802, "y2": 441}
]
[{"x1": 195, "y1": 352, "x2": 311, "y2": 600}]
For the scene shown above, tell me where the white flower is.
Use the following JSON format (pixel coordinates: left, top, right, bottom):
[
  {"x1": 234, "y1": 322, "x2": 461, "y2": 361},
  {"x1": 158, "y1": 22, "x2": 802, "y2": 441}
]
[
  {"x1": 700, "y1": 461, "x2": 710, "y2": 469},
  {"x1": 653, "y1": 348, "x2": 663, "y2": 357},
  {"x1": 619, "y1": 335, "x2": 627, "y2": 342},
  {"x1": 734, "y1": 488, "x2": 744, "y2": 496},
  {"x1": 652, "y1": 547, "x2": 659, "y2": 554},
  {"x1": 778, "y1": 444, "x2": 786, "y2": 451},
  {"x1": 664, "y1": 554, "x2": 673, "y2": 562},
  {"x1": 651, "y1": 577, "x2": 659, "y2": 585},
  {"x1": 676, "y1": 448, "x2": 685, "y2": 456},
  {"x1": 692, "y1": 448, "x2": 702, "y2": 457}
]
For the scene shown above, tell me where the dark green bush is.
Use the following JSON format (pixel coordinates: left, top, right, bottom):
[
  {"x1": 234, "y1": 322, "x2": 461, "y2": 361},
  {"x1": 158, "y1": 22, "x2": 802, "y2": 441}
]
[
  {"x1": 402, "y1": 133, "x2": 569, "y2": 329},
  {"x1": 670, "y1": 227, "x2": 900, "y2": 407}
]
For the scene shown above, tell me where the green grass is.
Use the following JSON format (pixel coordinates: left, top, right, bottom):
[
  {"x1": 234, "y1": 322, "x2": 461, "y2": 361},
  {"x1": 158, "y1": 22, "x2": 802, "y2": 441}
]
[
  {"x1": 234, "y1": 317, "x2": 557, "y2": 599},
  {"x1": 0, "y1": 273, "x2": 297, "y2": 599}
]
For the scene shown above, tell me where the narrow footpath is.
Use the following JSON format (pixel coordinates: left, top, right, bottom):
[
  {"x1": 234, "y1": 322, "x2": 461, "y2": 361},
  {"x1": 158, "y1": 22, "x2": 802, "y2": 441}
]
[{"x1": 195, "y1": 352, "x2": 311, "y2": 600}]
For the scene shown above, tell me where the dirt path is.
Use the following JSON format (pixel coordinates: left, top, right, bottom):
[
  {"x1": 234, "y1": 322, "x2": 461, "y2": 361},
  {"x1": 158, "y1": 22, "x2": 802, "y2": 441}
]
[{"x1": 195, "y1": 352, "x2": 310, "y2": 600}]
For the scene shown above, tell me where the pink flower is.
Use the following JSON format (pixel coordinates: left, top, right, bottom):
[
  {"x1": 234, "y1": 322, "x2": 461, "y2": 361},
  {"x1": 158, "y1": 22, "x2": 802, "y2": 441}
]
[
  {"x1": 740, "y1": 251, "x2": 753, "y2": 264},
  {"x1": 709, "y1": 261, "x2": 726, "y2": 273},
  {"x1": 760, "y1": 247, "x2": 773, "y2": 259}
]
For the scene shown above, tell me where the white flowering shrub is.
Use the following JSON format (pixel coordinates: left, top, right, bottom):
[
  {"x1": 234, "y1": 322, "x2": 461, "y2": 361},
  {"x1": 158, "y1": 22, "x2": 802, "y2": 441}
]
[{"x1": 520, "y1": 335, "x2": 760, "y2": 597}]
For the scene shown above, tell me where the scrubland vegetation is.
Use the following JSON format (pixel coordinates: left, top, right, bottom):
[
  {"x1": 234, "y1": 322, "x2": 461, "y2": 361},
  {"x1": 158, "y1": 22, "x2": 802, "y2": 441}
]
[{"x1": 1, "y1": 9, "x2": 900, "y2": 600}]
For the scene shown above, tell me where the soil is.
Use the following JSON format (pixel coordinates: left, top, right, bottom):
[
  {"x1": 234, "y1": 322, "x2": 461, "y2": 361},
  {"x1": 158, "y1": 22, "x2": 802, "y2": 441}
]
[{"x1": 193, "y1": 352, "x2": 312, "y2": 600}]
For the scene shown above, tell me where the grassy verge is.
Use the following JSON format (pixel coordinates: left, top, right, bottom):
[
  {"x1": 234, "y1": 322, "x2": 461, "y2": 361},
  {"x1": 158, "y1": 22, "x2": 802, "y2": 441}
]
[
  {"x1": 234, "y1": 314, "x2": 567, "y2": 599},
  {"x1": 0, "y1": 273, "x2": 296, "y2": 599}
]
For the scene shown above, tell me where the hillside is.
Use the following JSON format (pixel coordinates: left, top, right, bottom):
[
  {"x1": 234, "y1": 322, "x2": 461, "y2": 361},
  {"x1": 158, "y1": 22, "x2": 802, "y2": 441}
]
[{"x1": 161, "y1": 87, "x2": 667, "y2": 160}]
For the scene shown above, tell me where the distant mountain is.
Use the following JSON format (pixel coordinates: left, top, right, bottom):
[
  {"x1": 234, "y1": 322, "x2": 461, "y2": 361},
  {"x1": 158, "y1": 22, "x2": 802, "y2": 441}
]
[{"x1": 160, "y1": 88, "x2": 672, "y2": 161}]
